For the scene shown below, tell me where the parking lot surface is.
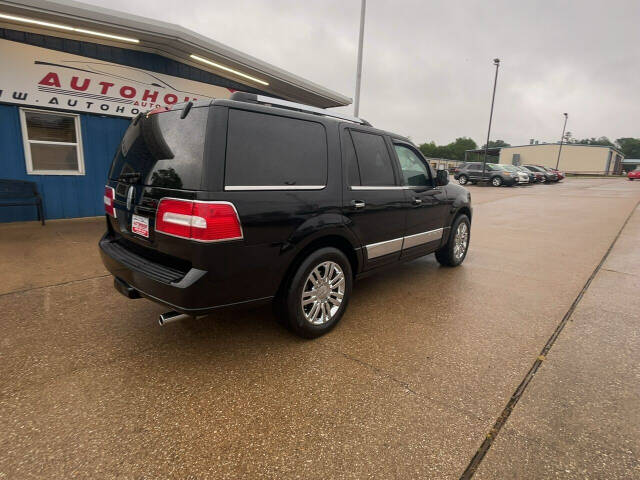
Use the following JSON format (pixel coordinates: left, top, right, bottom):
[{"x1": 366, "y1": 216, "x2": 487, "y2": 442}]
[{"x1": 1, "y1": 178, "x2": 639, "y2": 479}]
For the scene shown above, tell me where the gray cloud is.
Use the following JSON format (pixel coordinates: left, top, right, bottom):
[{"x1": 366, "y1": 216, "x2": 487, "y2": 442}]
[{"x1": 82, "y1": 0, "x2": 640, "y2": 146}]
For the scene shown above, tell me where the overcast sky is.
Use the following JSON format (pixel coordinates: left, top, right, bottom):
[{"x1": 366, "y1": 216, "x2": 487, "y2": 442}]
[{"x1": 84, "y1": 0, "x2": 640, "y2": 146}]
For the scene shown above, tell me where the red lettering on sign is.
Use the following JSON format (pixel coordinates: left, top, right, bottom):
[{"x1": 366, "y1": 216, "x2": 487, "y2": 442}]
[
  {"x1": 120, "y1": 86, "x2": 136, "y2": 98},
  {"x1": 39, "y1": 72, "x2": 61, "y2": 88},
  {"x1": 98, "y1": 82, "x2": 114, "y2": 95},
  {"x1": 70, "y1": 76, "x2": 90, "y2": 91},
  {"x1": 164, "y1": 93, "x2": 178, "y2": 105},
  {"x1": 142, "y1": 90, "x2": 158, "y2": 103}
]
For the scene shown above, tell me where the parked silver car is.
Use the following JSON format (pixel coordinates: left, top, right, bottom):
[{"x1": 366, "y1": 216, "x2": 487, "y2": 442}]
[{"x1": 497, "y1": 165, "x2": 529, "y2": 184}]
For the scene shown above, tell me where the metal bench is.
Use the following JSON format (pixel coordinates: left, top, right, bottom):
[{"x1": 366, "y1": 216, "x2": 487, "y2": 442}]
[{"x1": 0, "y1": 179, "x2": 45, "y2": 225}]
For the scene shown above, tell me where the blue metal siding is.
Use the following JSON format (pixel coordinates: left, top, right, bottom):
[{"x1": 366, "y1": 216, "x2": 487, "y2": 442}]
[
  {"x1": 0, "y1": 103, "x2": 129, "y2": 222},
  {"x1": 0, "y1": 28, "x2": 275, "y2": 223}
]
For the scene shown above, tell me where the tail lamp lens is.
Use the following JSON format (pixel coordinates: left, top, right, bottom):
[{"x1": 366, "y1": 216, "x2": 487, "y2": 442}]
[
  {"x1": 156, "y1": 198, "x2": 243, "y2": 242},
  {"x1": 104, "y1": 186, "x2": 116, "y2": 218}
]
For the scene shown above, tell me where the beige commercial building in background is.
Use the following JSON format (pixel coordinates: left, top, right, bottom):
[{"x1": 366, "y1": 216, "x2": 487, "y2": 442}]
[{"x1": 499, "y1": 144, "x2": 624, "y2": 174}]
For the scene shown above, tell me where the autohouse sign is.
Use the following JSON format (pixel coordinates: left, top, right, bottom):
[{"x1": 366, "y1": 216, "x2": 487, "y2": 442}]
[{"x1": 0, "y1": 39, "x2": 234, "y2": 118}]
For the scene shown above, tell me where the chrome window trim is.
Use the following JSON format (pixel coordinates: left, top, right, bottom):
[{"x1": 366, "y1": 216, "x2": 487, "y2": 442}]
[
  {"x1": 402, "y1": 228, "x2": 443, "y2": 249},
  {"x1": 351, "y1": 186, "x2": 406, "y2": 190},
  {"x1": 350, "y1": 185, "x2": 430, "y2": 190},
  {"x1": 224, "y1": 185, "x2": 326, "y2": 191}
]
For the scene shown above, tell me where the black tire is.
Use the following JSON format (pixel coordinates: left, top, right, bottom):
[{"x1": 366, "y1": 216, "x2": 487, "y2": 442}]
[
  {"x1": 436, "y1": 214, "x2": 470, "y2": 267},
  {"x1": 458, "y1": 175, "x2": 468, "y2": 185},
  {"x1": 491, "y1": 176, "x2": 503, "y2": 187},
  {"x1": 277, "y1": 247, "x2": 353, "y2": 338}
]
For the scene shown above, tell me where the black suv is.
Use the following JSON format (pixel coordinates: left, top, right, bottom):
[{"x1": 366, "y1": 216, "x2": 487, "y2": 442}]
[{"x1": 99, "y1": 93, "x2": 472, "y2": 338}]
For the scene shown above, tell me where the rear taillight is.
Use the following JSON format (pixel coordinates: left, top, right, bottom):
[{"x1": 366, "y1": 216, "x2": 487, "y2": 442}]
[
  {"x1": 155, "y1": 198, "x2": 243, "y2": 242},
  {"x1": 104, "y1": 186, "x2": 116, "y2": 218}
]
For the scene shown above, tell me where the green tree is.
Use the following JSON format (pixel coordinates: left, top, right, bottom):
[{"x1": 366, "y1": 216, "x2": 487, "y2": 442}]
[
  {"x1": 418, "y1": 141, "x2": 438, "y2": 158},
  {"x1": 446, "y1": 137, "x2": 477, "y2": 160},
  {"x1": 419, "y1": 137, "x2": 478, "y2": 160},
  {"x1": 616, "y1": 138, "x2": 640, "y2": 158},
  {"x1": 576, "y1": 136, "x2": 614, "y2": 147},
  {"x1": 481, "y1": 139, "x2": 510, "y2": 149}
]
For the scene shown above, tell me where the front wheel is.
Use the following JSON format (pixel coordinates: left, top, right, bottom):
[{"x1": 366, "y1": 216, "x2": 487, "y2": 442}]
[
  {"x1": 278, "y1": 247, "x2": 353, "y2": 338},
  {"x1": 458, "y1": 175, "x2": 468, "y2": 185},
  {"x1": 436, "y1": 214, "x2": 470, "y2": 267},
  {"x1": 491, "y1": 176, "x2": 503, "y2": 187}
]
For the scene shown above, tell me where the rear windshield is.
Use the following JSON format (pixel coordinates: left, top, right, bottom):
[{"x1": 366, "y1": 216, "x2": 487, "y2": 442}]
[{"x1": 109, "y1": 106, "x2": 208, "y2": 190}]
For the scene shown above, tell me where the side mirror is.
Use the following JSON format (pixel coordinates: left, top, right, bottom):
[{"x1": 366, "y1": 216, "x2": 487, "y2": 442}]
[{"x1": 436, "y1": 169, "x2": 449, "y2": 186}]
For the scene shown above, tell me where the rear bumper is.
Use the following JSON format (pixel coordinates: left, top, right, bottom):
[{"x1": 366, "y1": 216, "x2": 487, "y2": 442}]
[{"x1": 99, "y1": 233, "x2": 271, "y2": 314}]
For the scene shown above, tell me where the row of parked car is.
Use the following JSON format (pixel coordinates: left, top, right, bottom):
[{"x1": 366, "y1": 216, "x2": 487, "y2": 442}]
[{"x1": 452, "y1": 162, "x2": 565, "y2": 187}]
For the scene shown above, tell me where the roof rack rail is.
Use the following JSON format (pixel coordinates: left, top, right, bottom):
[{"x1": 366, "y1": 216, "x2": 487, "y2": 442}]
[{"x1": 229, "y1": 92, "x2": 371, "y2": 126}]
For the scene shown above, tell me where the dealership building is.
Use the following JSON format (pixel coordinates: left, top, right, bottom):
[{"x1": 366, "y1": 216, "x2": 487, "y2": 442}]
[
  {"x1": 497, "y1": 143, "x2": 624, "y2": 174},
  {"x1": 0, "y1": 0, "x2": 350, "y2": 223}
]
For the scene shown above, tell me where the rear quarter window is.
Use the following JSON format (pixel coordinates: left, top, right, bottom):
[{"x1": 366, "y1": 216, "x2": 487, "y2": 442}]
[{"x1": 224, "y1": 109, "x2": 328, "y2": 188}]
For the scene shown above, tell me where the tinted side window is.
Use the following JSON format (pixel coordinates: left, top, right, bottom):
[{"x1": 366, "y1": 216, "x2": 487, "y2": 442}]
[
  {"x1": 394, "y1": 144, "x2": 431, "y2": 187},
  {"x1": 225, "y1": 109, "x2": 327, "y2": 188},
  {"x1": 350, "y1": 131, "x2": 395, "y2": 186}
]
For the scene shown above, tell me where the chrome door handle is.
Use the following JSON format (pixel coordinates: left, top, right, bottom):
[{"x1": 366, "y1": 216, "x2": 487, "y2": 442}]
[
  {"x1": 351, "y1": 200, "x2": 366, "y2": 209},
  {"x1": 412, "y1": 197, "x2": 422, "y2": 205}
]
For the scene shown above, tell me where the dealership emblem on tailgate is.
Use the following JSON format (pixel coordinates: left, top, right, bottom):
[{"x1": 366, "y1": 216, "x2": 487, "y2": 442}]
[{"x1": 126, "y1": 185, "x2": 135, "y2": 210}]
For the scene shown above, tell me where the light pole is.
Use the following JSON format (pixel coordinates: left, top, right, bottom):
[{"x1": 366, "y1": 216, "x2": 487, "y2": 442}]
[
  {"x1": 480, "y1": 58, "x2": 500, "y2": 184},
  {"x1": 353, "y1": 0, "x2": 366, "y2": 117},
  {"x1": 555, "y1": 113, "x2": 568, "y2": 170}
]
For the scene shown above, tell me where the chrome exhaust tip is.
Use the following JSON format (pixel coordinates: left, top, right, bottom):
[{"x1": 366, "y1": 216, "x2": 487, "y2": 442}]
[{"x1": 158, "y1": 311, "x2": 192, "y2": 326}]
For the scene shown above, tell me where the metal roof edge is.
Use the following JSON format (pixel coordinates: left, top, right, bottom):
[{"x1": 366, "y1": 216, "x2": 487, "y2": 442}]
[
  {"x1": 499, "y1": 143, "x2": 624, "y2": 156},
  {"x1": 0, "y1": 0, "x2": 352, "y2": 107}
]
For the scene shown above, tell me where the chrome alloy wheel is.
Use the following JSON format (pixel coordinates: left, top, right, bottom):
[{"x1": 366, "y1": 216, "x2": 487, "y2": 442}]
[
  {"x1": 301, "y1": 261, "x2": 345, "y2": 325},
  {"x1": 453, "y1": 222, "x2": 469, "y2": 260}
]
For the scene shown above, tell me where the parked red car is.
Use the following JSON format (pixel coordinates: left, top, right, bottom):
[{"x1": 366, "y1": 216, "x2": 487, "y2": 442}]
[
  {"x1": 545, "y1": 167, "x2": 565, "y2": 181},
  {"x1": 628, "y1": 168, "x2": 640, "y2": 180}
]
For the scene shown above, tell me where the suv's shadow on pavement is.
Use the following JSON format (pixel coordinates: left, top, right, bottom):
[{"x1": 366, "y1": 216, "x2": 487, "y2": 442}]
[{"x1": 155, "y1": 255, "x2": 458, "y2": 354}]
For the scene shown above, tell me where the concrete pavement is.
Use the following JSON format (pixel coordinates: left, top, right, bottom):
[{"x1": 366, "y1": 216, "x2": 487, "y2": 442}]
[
  {"x1": 0, "y1": 178, "x2": 638, "y2": 478},
  {"x1": 475, "y1": 201, "x2": 640, "y2": 479}
]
